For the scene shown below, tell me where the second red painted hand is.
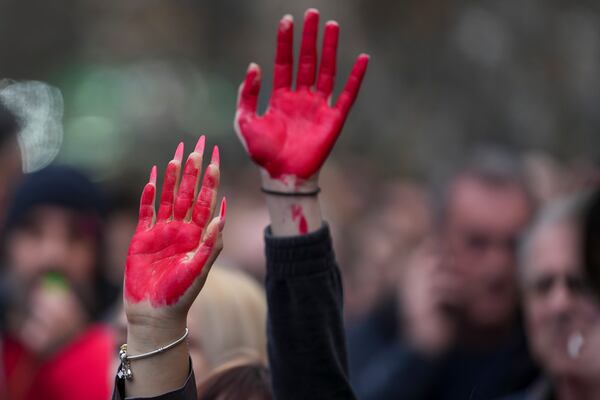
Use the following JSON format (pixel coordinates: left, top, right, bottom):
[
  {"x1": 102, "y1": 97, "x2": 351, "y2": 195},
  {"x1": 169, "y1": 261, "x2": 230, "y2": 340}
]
[{"x1": 235, "y1": 9, "x2": 369, "y2": 181}]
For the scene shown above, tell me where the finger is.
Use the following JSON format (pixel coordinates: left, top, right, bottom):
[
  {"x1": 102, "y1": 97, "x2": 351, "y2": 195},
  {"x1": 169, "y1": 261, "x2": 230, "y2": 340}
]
[
  {"x1": 237, "y1": 63, "x2": 262, "y2": 118},
  {"x1": 176, "y1": 217, "x2": 224, "y2": 302},
  {"x1": 234, "y1": 65, "x2": 261, "y2": 151},
  {"x1": 205, "y1": 197, "x2": 226, "y2": 260},
  {"x1": 174, "y1": 136, "x2": 205, "y2": 221},
  {"x1": 296, "y1": 8, "x2": 319, "y2": 90},
  {"x1": 137, "y1": 165, "x2": 157, "y2": 231},
  {"x1": 164, "y1": 201, "x2": 225, "y2": 307},
  {"x1": 190, "y1": 207, "x2": 226, "y2": 276},
  {"x1": 335, "y1": 53, "x2": 370, "y2": 115},
  {"x1": 316, "y1": 21, "x2": 339, "y2": 100},
  {"x1": 157, "y1": 142, "x2": 184, "y2": 222},
  {"x1": 273, "y1": 14, "x2": 294, "y2": 91},
  {"x1": 235, "y1": 64, "x2": 261, "y2": 146},
  {"x1": 192, "y1": 146, "x2": 220, "y2": 231}
]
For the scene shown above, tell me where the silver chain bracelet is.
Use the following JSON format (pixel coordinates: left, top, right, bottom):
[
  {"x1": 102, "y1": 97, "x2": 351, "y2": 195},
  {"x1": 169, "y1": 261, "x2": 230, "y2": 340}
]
[{"x1": 118, "y1": 328, "x2": 189, "y2": 381}]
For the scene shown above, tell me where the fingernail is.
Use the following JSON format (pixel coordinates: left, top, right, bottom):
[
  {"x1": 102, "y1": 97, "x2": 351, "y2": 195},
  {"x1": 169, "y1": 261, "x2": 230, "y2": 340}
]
[
  {"x1": 194, "y1": 135, "x2": 205, "y2": 153},
  {"x1": 149, "y1": 165, "x2": 157, "y2": 185},
  {"x1": 219, "y1": 198, "x2": 226, "y2": 232},
  {"x1": 174, "y1": 142, "x2": 184, "y2": 163},
  {"x1": 248, "y1": 62, "x2": 259, "y2": 73},
  {"x1": 219, "y1": 197, "x2": 227, "y2": 219},
  {"x1": 305, "y1": 8, "x2": 319, "y2": 17},
  {"x1": 211, "y1": 145, "x2": 220, "y2": 165},
  {"x1": 281, "y1": 14, "x2": 294, "y2": 28}
]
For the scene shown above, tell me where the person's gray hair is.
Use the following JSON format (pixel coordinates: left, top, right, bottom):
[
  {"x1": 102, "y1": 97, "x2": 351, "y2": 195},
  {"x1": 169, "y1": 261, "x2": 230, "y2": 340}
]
[
  {"x1": 430, "y1": 145, "x2": 531, "y2": 227},
  {"x1": 518, "y1": 192, "x2": 593, "y2": 280}
]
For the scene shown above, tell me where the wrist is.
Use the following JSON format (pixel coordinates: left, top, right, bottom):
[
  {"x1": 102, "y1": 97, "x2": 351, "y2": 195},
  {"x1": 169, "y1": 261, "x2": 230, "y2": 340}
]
[
  {"x1": 126, "y1": 317, "x2": 187, "y2": 354},
  {"x1": 260, "y1": 170, "x2": 319, "y2": 193},
  {"x1": 123, "y1": 318, "x2": 189, "y2": 397},
  {"x1": 258, "y1": 170, "x2": 323, "y2": 237}
]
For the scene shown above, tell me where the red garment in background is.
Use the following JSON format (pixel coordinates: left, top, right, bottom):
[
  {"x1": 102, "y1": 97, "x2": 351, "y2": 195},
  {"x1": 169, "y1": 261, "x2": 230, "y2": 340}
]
[{"x1": 2, "y1": 324, "x2": 114, "y2": 400}]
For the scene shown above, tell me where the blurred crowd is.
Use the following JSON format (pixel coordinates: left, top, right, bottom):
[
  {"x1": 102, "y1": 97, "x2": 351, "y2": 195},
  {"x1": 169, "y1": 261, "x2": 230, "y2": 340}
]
[
  {"x1": 2, "y1": 1, "x2": 600, "y2": 399},
  {"x1": 1, "y1": 86, "x2": 600, "y2": 399}
]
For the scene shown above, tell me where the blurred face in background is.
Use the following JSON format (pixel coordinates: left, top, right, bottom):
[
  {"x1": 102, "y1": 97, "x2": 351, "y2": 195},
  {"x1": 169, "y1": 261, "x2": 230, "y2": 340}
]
[
  {"x1": 6, "y1": 205, "x2": 97, "y2": 291},
  {"x1": 3, "y1": 205, "x2": 100, "y2": 355},
  {"x1": 523, "y1": 219, "x2": 600, "y2": 379},
  {"x1": 443, "y1": 175, "x2": 531, "y2": 330}
]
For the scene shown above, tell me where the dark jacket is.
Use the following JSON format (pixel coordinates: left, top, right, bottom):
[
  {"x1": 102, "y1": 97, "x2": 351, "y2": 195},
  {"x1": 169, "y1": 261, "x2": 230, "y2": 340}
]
[
  {"x1": 499, "y1": 379, "x2": 553, "y2": 400},
  {"x1": 347, "y1": 289, "x2": 539, "y2": 399}
]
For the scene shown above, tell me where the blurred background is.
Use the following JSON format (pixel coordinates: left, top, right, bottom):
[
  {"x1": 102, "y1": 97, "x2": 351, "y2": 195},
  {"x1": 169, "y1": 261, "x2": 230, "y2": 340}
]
[
  {"x1": 3, "y1": 1, "x2": 600, "y2": 399},
  {"x1": 1, "y1": 0, "x2": 600, "y2": 318}
]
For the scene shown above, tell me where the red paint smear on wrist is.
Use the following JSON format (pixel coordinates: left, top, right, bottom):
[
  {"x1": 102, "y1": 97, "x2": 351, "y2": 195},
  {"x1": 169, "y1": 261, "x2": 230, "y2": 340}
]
[{"x1": 291, "y1": 204, "x2": 308, "y2": 234}]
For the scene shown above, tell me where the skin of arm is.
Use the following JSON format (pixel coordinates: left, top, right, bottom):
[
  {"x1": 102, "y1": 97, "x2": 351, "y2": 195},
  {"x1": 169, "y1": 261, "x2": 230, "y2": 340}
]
[
  {"x1": 234, "y1": 8, "x2": 369, "y2": 237},
  {"x1": 122, "y1": 137, "x2": 226, "y2": 397}
]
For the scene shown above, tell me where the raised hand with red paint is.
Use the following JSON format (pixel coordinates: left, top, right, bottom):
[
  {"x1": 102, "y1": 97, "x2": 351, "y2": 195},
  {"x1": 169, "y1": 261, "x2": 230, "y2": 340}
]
[
  {"x1": 235, "y1": 8, "x2": 369, "y2": 184},
  {"x1": 125, "y1": 137, "x2": 225, "y2": 310},
  {"x1": 235, "y1": 8, "x2": 368, "y2": 236},
  {"x1": 122, "y1": 137, "x2": 226, "y2": 397}
]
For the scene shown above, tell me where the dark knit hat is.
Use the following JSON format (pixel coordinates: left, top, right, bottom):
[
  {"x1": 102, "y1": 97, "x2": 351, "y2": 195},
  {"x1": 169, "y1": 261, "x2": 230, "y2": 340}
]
[{"x1": 4, "y1": 165, "x2": 108, "y2": 235}]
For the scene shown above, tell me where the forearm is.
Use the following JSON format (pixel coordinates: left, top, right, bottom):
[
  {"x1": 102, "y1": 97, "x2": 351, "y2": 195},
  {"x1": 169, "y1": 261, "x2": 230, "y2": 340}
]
[
  {"x1": 265, "y1": 225, "x2": 355, "y2": 399},
  {"x1": 261, "y1": 171, "x2": 323, "y2": 237}
]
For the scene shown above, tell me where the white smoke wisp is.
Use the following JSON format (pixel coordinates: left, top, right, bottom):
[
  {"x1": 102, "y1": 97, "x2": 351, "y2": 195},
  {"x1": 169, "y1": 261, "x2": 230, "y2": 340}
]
[{"x1": 0, "y1": 81, "x2": 64, "y2": 173}]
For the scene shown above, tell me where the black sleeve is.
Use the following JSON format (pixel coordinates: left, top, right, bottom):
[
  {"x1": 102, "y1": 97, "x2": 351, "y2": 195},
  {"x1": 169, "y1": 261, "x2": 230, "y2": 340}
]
[
  {"x1": 265, "y1": 224, "x2": 356, "y2": 400},
  {"x1": 112, "y1": 360, "x2": 197, "y2": 400}
]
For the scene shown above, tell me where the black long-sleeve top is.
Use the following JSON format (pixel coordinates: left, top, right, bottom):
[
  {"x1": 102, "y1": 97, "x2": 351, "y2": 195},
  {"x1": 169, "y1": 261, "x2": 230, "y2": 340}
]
[{"x1": 265, "y1": 224, "x2": 355, "y2": 400}]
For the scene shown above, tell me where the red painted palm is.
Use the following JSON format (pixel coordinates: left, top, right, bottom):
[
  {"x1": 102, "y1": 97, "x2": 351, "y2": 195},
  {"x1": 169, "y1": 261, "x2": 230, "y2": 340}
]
[{"x1": 125, "y1": 139, "x2": 226, "y2": 308}]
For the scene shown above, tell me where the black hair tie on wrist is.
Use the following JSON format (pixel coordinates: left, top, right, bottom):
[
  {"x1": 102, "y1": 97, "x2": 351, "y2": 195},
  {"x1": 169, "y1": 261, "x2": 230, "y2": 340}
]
[{"x1": 260, "y1": 187, "x2": 321, "y2": 197}]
